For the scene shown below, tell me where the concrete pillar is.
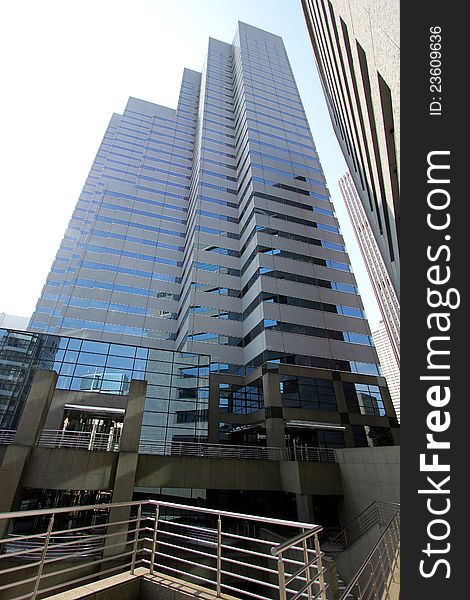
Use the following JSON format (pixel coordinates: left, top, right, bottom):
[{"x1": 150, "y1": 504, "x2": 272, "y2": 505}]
[
  {"x1": 262, "y1": 369, "x2": 286, "y2": 454},
  {"x1": 102, "y1": 379, "x2": 147, "y2": 563},
  {"x1": 207, "y1": 374, "x2": 220, "y2": 443},
  {"x1": 0, "y1": 369, "x2": 57, "y2": 536},
  {"x1": 295, "y1": 494, "x2": 315, "y2": 523}
]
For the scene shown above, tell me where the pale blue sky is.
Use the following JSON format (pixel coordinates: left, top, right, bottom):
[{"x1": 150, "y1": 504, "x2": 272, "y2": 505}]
[{"x1": 0, "y1": 0, "x2": 380, "y2": 325}]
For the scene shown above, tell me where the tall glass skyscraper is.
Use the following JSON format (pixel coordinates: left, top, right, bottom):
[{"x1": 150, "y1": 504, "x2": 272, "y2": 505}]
[{"x1": 29, "y1": 22, "x2": 379, "y2": 380}]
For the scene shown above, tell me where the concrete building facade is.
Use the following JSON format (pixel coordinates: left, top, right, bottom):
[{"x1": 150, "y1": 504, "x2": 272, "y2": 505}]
[{"x1": 301, "y1": 0, "x2": 399, "y2": 300}]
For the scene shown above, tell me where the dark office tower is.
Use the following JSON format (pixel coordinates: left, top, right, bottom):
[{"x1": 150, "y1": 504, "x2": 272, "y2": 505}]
[
  {"x1": 30, "y1": 22, "x2": 380, "y2": 381},
  {"x1": 301, "y1": 0, "x2": 400, "y2": 302}
]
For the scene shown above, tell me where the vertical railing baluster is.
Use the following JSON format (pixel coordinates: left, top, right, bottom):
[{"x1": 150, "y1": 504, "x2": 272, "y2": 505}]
[
  {"x1": 313, "y1": 531, "x2": 327, "y2": 600},
  {"x1": 131, "y1": 504, "x2": 142, "y2": 574},
  {"x1": 216, "y1": 515, "x2": 222, "y2": 597},
  {"x1": 32, "y1": 513, "x2": 54, "y2": 600},
  {"x1": 302, "y1": 529, "x2": 313, "y2": 600},
  {"x1": 150, "y1": 504, "x2": 160, "y2": 575},
  {"x1": 277, "y1": 554, "x2": 287, "y2": 600},
  {"x1": 370, "y1": 559, "x2": 379, "y2": 600}
]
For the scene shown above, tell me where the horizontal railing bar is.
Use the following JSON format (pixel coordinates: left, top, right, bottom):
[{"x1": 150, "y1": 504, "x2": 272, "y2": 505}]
[
  {"x1": 284, "y1": 555, "x2": 322, "y2": 586},
  {"x1": 221, "y1": 581, "x2": 275, "y2": 600},
  {"x1": 38, "y1": 549, "x2": 138, "y2": 584},
  {"x1": 221, "y1": 555, "x2": 279, "y2": 575},
  {"x1": 148, "y1": 528, "x2": 216, "y2": 546},
  {"x1": 222, "y1": 531, "x2": 281, "y2": 545},
  {"x1": 0, "y1": 547, "x2": 50, "y2": 562},
  {"x1": 339, "y1": 512, "x2": 400, "y2": 600},
  {"x1": 153, "y1": 550, "x2": 218, "y2": 573},
  {"x1": 0, "y1": 500, "x2": 144, "y2": 521},
  {"x1": 37, "y1": 558, "x2": 139, "y2": 597},
  {"x1": 156, "y1": 519, "x2": 218, "y2": 535},
  {"x1": 0, "y1": 530, "x2": 49, "y2": 547},
  {"x1": 23, "y1": 537, "x2": 134, "y2": 571},
  {"x1": 220, "y1": 568, "x2": 280, "y2": 590},
  {"x1": 153, "y1": 538, "x2": 217, "y2": 560},
  {"x1": 272, "y1": 527, "x2": 323, "y2": 556},
  {"x1": 0, "y1": 499, "x2": 319, "y2": 531},
  {"x1": 148, "y1": 562, "x2": 216, "y2": 587},
  {"x1": 220, "y1": 543, "x2": 279, "y2": 561},
  {"x1": 289, "y1": 576, "x2": 327, "y2": 600},
  {"x1": 0, "y1": 571, "x2": 39, "y2": 591},
  {"x1": 0, "y1": 517, "x2": 131, "y2": 545},
  {"x1": 32, "y1": 533, "x2": 106, "y2": 554}
]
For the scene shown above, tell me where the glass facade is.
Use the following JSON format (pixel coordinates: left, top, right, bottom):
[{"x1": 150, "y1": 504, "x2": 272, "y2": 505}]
[
  {"x1": 0, "y1": 328, "x2": 209, "y2": 444},
  {"x1": 28, "y1": 23, "x2": 380, "y2": 381}
]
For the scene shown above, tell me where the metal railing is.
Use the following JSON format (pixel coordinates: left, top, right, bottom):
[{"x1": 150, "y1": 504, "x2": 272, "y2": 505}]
[
  {"x1": 34, "y1": 431, "x2": 337, "y2": 464},
  {"x1": 0, "y1": 429, "x2": 16, "y2": 445},
  {"x1": 272, "y1": 527, "x2": 327, "y2": 600},
  {"x1": 286, "y1": 446, "x2": 336, "y2": 463},
  {"x1": 329, "y1": 501, "x2": 399, "y2": 552},
  {"x1": 138, "y1": 439, "x2": 284, "y2": 460},
  {"x1": 37, "y1": 429, "x2": 120, "y2": 452},
  {"x1": 0, "y1": 499, "x2": 328, "y2": 600},
  {"x1": 338, "y1": 506, "x2": 400, "y2": 600}
]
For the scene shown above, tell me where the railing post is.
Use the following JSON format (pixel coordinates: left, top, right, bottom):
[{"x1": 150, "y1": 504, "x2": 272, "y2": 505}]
[
  {"x1": 130, "y1": 504, "x2": 142, "y2": 575},
  {"x1": 216, "y1": 515, "x2": 222, "y2": 597},
  {"x1": 150, "y1": 504, "x2": 160, "y2": 575},
  {"x1": 277, "y1": 554, "x2": 287, "y2": 600},
  {"x1": 32, "y1": 513, "x2": 54, "y2": 600},
  {"x1": 313, "y1": 531, "x2": 327, "y2": 600},
  {"x1": 302, "y1": 529, "x2": 313, "y2": 600},
  {"x1": 369, "y1": 559, "x2": 379, "y2": 600}
]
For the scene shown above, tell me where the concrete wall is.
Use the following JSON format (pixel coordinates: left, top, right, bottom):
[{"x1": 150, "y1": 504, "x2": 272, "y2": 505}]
[{"x1": 335, "y1": 446, "x2": 399, "y2": 524}]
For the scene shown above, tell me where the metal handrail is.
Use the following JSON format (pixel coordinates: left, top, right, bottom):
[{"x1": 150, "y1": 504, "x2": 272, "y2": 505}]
[
  {"x1": 0, "y1": 499, "x2": 326, "y2": 600},
  {"x1": 37, "y1": 429, "x2": 120, "y2": 451},
  {"x1": 34, "y1": 430, "x2": 337, "y2": 463},
  {"x1": 0, "y1": 429, "x2": 16, "y2": 445},
  {"x1": 272, "y1": 526, "x2": 328, "y2": 600},
  {"x1": 138, "y1": 439, "x2": 284, "y2": 460},
  {"x1": 338, "y1": 506, "x2": 400, "y2": 600},
  {"x1": 329, "y1": 501, "x2": 399, "y2": 551},
  {"x1": 286, "y1": 446, "x2": 336, "y2": 463}
]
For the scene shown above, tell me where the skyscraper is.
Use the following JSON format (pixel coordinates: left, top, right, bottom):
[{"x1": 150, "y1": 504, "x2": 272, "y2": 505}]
[
  {"x1": 301, "y1": 0, "x2": 399, "y2": 301},
  {"x1": 29, "y1": 22, "x2": 380, "y2": 381},
  {"x1": 371, "y1": 320, "x2": 400, "y2": 422},
  {"x1": 339, "y1": 172, "x2": 399, "y2": 365}
]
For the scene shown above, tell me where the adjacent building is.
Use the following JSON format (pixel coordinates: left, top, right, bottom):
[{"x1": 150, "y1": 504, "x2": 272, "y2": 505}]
[
  {"x1": 0, "y1": 312, "x2": 29, "y2": 331},
  {"x1": 3, "y1": 22, "x2": 400, "y2": 525},
  {"x1": 371, "y1": 320, "x2": 400, "y2": 422},
  {"x1": 339, "y1": 172, "x2": 399, "y2": 364},
  {"x1": 301, "y1": 0, "x2": 399, "y2": 301}
]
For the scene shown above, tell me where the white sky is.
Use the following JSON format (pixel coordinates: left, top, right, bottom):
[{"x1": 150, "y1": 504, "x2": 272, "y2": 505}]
[{"x1": 0, "y1": 0, "x2": 381, "y2": 326}]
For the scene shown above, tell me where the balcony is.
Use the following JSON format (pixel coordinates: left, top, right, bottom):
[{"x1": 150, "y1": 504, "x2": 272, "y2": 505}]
[
  {"x1": 0, "y1": 499, "x2": 328, "y2": 600},
  {"x1": 0, "y1": 498, "x2": 400, "y2": 599},
  {"x1": 31, "y1": 429, "x2": 337, "y2": 463}
]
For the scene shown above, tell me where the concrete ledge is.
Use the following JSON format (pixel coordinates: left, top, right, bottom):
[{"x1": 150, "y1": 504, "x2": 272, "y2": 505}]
[
  {"x1": 43, "y1": 568, "x2": 240, "y2": 600},
  {"x1": 44, "y1": 567, "x2": 147, "y2": 599},
  {"x1": 141, "y1": 572, "x2": 240, "y2": 599}
]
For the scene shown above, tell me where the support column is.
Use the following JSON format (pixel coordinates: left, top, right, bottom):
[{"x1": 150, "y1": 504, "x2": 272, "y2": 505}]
[
  {"x1": 262, "y1": 368, "x2": 286, "y2": 455},
  {"x1": 102, "y1": 379, "x2": 147, "y2": 562},
  {"x1": 295, "y1": 494, "x2": 315, "y2": 523},
  {"x1": 207, "y1": 373, "x2": 220, "y2": 443},
  {"x1": 0, "y1": 369, "x2": 57, "y2": 537}
]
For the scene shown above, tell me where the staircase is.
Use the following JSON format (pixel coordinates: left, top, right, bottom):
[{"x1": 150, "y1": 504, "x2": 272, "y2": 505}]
[{"x1": 321, "y1": 501, "x2": 400, "y2": 600}]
